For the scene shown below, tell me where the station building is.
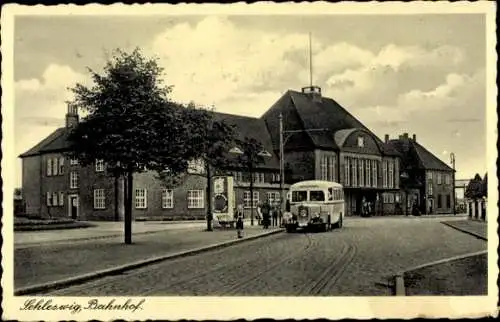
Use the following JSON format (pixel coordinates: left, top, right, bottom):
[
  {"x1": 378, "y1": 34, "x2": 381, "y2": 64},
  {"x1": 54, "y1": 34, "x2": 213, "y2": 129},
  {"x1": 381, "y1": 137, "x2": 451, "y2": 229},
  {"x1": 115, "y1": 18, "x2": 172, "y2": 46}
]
[{"x1": 20, "y1": 84, "x2": 454, "y2": 220}]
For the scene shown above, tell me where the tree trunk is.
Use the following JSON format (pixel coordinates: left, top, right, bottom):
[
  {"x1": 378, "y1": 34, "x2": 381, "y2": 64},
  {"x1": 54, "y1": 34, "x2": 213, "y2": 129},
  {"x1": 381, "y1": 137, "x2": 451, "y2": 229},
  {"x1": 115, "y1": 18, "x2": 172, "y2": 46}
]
[
  {"x1": 250, "y1": 165, "x2": 254, "y2": 226},
  {"x1": 206, "y1": 165, "x2": 213, "y2": 231},
  {"x1": 114, "y1": 175, "x2": 119, "y2": 222},
  {"x1": 124, "y1": 170, "x2": 133, "y2": 244}
]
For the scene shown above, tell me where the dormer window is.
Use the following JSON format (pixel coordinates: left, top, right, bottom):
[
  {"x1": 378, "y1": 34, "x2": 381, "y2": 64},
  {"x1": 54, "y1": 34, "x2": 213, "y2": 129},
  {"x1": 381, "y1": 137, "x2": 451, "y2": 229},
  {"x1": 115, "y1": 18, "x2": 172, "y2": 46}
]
[
  {"x1": 357, "y1": 136, "x2": 364, "y2": 147},
  {"x1": 95, "y1": 159, "x2": 105, "y2": 172}
]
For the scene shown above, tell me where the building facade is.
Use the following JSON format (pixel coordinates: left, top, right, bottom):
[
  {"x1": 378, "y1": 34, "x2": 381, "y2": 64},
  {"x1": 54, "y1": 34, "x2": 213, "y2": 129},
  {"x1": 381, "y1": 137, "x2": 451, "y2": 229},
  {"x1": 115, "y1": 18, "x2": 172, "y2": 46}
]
[
  {"x1": 387, "y1": 133, "x2": 455, "y2": 215},
  {"x1": 262, "y1": 86, "x2": 402, "y2": 216},
  {"x1": 21, "y1": 85, "x2": 455, "y2": 220}
]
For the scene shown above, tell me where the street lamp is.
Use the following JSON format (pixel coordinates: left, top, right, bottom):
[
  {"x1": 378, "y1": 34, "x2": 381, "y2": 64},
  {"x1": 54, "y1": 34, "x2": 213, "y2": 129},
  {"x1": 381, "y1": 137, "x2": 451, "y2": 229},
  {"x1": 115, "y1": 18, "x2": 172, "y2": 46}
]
[
  {"x1": 278, "y1": 113, "x2": 328, "y2": 218},
  {"x1": 450, "y1": 152, "x2": 456, "y2": 216}
]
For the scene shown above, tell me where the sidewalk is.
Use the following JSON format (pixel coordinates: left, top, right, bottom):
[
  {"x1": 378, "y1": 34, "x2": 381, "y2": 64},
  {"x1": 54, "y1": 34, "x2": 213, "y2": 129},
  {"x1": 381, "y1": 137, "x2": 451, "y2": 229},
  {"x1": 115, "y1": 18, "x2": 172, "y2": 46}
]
[
  {"x1": 14, "y1": 220, "x2": 207, "y2": 246},
  {"x1": 15, "y1": 224, "x2": 282, "y2": 292},
  {"x1": 441, "y1": 219, "x2": 487, "y2": 240}
]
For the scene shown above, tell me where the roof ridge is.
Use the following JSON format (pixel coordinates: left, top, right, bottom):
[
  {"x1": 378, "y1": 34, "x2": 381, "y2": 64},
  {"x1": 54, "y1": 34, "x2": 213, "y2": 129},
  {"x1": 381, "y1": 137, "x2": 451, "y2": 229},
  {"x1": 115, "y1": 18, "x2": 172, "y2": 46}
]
[
  {"x1": 412, "y1": 140, "x2": 453, "y2": 170},
  {"x1": 19, "y1": 127, "x2": 66, "y2": 158}
]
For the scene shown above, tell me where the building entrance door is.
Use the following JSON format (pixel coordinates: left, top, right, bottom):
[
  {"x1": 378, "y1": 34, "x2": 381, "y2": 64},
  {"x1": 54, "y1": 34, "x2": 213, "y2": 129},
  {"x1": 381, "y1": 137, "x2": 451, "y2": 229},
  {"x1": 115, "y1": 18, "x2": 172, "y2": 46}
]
[{"x1": 69, "y1": 195, "x2": 79, "y2": 219}]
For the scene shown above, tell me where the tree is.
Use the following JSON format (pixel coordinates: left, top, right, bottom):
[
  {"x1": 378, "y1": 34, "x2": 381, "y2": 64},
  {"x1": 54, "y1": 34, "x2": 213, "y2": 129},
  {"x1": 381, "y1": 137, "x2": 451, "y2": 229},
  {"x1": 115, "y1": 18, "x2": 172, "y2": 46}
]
[
  {"x1": 481, "y1": 173, "x2": 488, "y2": 198},
  {"x1": 67, "y1": 48, "x2": 198, "y2": 244},
  {"x1": 465, "y1": 173, "x2": 483, "y2": 200},
  {"x1": 235, "y1": 137, "x2": 266, "y2": 226},
  {"x1": 157, "y1": 104, "x2": 237, "y2": 231}
]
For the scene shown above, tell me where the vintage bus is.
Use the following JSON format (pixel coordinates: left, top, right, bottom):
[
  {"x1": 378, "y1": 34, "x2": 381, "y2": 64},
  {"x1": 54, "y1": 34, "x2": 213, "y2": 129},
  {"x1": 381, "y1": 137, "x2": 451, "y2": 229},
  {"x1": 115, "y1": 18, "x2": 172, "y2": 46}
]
[{"x1": 283, "y1": 180, "x2": 345, "y2": 233}]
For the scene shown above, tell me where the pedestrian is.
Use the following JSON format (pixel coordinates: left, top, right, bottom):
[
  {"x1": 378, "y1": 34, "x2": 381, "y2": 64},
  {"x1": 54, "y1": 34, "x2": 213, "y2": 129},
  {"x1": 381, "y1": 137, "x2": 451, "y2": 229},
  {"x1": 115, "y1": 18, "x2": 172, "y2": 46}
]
[
  {"x1": 236, "y1": 213, "x2": 244, "y2": 238},
  {"x1": 272, "y1": 206, "x2": 278, "y2": 226},
  {"x1": 261, "y1": 200, "x2": 271, "y2": 229}
]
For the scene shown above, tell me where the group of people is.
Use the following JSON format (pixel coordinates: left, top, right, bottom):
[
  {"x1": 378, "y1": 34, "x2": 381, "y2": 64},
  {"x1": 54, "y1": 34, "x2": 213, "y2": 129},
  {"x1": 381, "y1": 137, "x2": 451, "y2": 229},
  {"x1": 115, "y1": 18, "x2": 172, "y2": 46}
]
[{"x1": 233, "y1": 200, "x2": 281, "y2": 230}]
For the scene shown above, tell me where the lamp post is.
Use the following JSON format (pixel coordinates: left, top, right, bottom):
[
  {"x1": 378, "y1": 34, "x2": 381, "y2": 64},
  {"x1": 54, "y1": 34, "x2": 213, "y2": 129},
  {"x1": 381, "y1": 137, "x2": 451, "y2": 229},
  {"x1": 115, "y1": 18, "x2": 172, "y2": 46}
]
[
  {"x1": 278, "y1": 113, "x2": 328, "y2": 217},
  {"x1": 400, "y1": 171, "x2": 409, "y2": 216},
  {"x1": 450, "y1": 152, "x2": 456, "y2": 216}
]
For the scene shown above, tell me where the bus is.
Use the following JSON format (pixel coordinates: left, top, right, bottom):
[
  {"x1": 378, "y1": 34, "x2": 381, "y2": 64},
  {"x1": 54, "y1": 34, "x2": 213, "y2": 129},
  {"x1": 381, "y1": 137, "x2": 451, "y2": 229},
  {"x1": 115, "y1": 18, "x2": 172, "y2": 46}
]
[{"x1": 283, "y1": 180, "x2": 345, "y2": 233}]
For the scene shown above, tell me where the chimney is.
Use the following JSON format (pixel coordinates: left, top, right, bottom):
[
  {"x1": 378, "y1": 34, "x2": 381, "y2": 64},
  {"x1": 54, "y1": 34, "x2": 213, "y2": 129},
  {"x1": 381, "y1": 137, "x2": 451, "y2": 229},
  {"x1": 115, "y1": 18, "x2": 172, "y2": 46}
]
[
  {"x1": 301, "y1": 85, "x2": 322, "y2": 103},
  {"x1": 66, "y1": 103, "x2": 79, "y2": 129},
  {"x1": 403, "y1": 133, "x2": 409, "y2": 139},
  {"x1": 384, "y1": 134, "x2": 389, "y2": 143},
  {"x1": 412, "y1": 134, "x2": 416, "y2": 141}
]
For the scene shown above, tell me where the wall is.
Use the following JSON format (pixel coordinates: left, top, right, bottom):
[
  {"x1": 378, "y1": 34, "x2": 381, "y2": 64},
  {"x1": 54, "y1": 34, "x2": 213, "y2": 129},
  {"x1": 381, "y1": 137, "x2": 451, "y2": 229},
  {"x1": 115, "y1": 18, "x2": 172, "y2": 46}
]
[
  {"x1": 284, "y1": 150, "x2": 315, "y2": 182},
  {"x1": 21, "y1": 156, "x2": 41, "y2": 216}
]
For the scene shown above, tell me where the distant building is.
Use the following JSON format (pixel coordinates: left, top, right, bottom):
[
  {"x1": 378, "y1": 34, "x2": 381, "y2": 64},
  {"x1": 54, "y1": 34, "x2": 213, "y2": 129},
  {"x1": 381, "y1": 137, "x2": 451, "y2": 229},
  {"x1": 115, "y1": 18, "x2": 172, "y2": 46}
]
[{"x1": 387, "y1": 134, "x2": 455, "y2": 215}]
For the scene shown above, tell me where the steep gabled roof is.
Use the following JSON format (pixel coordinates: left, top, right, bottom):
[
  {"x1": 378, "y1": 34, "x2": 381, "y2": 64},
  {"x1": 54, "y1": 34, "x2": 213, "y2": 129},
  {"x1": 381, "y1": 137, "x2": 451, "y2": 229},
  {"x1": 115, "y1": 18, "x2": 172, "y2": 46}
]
[
  {"x1": 388, "y1": 137, "x2": 453, "y2": 172},
  {"x1": 19, "y1": 127, "x2": 69, "y2": 158},
  {"x1": 262, "y1": 89, "x2": 400, "y2": 156},
  {"x1": 214, "y1": 112, "x2": 280, "y2": 170}
]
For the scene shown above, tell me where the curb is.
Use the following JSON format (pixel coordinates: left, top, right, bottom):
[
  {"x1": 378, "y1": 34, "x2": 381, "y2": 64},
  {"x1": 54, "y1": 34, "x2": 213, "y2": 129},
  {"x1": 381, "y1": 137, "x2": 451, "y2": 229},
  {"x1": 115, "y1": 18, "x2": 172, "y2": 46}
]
[
  {"x1": 392, "y1": 250, "x2": 488, "y2": 296},
  {"x1": 441, "y1": 221, "x2": 487, "y2": 241},
  {"x1": 14, "y1": 228, "x2": 284, "y2": 296}
]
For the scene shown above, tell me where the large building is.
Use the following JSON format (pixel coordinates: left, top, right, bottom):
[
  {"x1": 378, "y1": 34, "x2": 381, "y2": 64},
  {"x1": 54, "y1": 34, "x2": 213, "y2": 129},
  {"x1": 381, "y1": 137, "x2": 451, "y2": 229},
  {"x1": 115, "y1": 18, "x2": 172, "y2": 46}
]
[
  {"x1": 387, "y1": 133, "x2": 455, "y2": 215},
  {"x1": 20, "y1": 84, "x2": 454, "y2": 220}
]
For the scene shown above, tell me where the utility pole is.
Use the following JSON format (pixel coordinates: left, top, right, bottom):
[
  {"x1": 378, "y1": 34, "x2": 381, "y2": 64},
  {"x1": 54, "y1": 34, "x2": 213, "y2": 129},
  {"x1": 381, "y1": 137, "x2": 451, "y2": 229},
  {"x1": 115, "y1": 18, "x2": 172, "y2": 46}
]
[{"x1": 450, "y1": 152, "x2": 456, "y2": 216}]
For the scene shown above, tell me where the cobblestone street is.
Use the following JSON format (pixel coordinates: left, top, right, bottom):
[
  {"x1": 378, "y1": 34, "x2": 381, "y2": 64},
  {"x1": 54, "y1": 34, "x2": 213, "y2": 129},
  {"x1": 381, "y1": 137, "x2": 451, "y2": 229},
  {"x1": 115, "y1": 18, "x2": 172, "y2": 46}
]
[{"x1": 47, "y1": 216, "x2": 487, "y2": 296}]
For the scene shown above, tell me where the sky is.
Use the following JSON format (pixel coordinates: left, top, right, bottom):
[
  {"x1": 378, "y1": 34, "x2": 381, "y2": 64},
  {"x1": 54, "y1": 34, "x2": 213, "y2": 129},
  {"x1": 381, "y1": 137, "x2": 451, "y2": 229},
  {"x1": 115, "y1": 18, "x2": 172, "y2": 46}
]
[{"x1": 12, "y1": 13, "x2": 489, "y2": 187}]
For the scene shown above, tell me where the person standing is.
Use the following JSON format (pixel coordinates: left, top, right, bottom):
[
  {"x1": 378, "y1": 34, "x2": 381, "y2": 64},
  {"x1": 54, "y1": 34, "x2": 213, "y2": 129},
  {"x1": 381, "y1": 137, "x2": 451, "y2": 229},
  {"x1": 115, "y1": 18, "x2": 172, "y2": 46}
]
[
  {"x1": 272, "y1": 206, "x2": 278, "y2": 227},
  {"x1": 261, "y1": 200, "x2": 271, "y2": 229},
  {"x1": 236, "y1": 213, "x2": 244, "y2": 238}
]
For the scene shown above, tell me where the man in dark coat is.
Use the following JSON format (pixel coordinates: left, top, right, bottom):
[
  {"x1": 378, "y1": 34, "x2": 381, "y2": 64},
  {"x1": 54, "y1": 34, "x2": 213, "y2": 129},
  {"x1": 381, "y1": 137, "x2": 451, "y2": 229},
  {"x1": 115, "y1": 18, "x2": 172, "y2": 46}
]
[{"x1": 261, "y1": 200, "x2": 271, "y2": 229}]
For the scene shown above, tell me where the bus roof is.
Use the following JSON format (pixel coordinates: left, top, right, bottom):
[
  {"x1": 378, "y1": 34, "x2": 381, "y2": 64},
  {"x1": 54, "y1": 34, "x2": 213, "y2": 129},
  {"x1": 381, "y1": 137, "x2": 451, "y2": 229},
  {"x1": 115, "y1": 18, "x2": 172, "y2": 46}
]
[{"x1": 290, "y1": 180, "x2": 343, "y2": 190}]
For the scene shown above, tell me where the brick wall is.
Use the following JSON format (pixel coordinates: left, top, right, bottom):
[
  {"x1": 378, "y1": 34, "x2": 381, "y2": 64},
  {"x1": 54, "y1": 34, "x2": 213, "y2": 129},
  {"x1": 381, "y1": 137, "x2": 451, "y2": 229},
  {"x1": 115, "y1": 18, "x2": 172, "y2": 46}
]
[{"x1": 21, "y1": 156, "x2": 41, "y2": 216}]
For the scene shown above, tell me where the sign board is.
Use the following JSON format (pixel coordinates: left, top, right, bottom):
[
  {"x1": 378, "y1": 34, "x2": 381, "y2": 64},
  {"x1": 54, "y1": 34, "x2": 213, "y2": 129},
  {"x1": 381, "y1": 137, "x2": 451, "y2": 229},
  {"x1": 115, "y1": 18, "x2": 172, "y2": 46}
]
[{"x1": 212, "y1": 176, "x2": 234, "y2": 226}]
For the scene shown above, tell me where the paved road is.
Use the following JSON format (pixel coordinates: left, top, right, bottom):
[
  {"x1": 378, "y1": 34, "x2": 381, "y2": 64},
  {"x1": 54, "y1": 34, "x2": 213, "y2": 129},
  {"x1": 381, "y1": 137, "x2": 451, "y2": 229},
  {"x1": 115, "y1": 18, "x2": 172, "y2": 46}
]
[{"x1": 48, "y1": 216, "x2": 486, "y2": 296}]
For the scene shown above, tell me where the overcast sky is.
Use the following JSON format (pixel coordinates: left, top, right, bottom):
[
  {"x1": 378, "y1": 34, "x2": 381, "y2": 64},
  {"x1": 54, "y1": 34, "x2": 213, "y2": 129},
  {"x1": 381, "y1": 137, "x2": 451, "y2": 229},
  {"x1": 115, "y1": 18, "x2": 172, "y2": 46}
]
[{"x1": 12, "y1": 12, "x2": 489, "y2": 186}]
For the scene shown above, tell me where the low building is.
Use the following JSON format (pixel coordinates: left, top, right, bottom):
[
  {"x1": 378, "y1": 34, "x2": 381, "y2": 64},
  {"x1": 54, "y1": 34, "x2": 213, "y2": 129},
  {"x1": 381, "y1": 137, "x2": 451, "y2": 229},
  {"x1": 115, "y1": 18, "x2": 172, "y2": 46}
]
[
  {"x1": 387, "y1": 134, "x2": 455, "y2": 215},
  {"x1": 19, "y1": 106, "x2": 283, "y2": 221}
]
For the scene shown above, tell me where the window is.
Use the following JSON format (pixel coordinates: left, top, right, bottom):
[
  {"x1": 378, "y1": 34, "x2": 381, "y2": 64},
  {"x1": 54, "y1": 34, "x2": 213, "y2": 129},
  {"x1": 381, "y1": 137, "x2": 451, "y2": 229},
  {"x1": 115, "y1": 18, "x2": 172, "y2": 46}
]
[
  {"x1": 254, "y1": 172, "x2": 265, "y2": 183},
  {"x1": 352, "y1": 158, "x2": 357, "y2": 187},
  {"x1": 46, "y1": 192, "x2": 52, "y2": 206},
  {"x1": 366, "y1": 160, "x2": 371, "y2": 187},
  {"x1": 395, "y1": 193, "x2": 401, "y2": 203},
  {"x1": 94, "y1": 189, "x2": 106, "y2": 209},
  {"x1": 428, "y1": 182, "x2": 433, "y2": 195},
  {"x1": 382, "y1": 160, "x2": 388, "y2": 188},
  {"x1": 187, "y1": 159, "x2": 205, "y2": 174},
  {"x1": 388, "y1": 160, "x2": 394, "y2": 189},
  {"x1": 135, "y1": 189, "x2": 148, "y2": 209},
  {"x1": 47, "y1": 158, "x2": 52, "y2": 176},
  {"x1": 445, "y1": 174, "x2": 450, "y2": 185},
  {"x1": 372, "y1": 160, "x2": 378, "y2": 187},
  {"x1": 328, "y1": 155, "x2": 336, "y2": 181},
  {"x1": 357, "y1": 136, "x2": 364, "y2": 147},
  {"x1": 243, "y1": 191, "x2": 259, "y2": 208},
  {"x1": 437, "y1": 173, "x2": 442, "y2": 185},
  {"x1": 271, "y1": 173, "x2": 281, "y2": 182},
  {"x1": 70, "y1": 171, "x2": 79, "y2": 189},
  {"x1": 427, "y1": 172, "x2": 433, "y2": 181},
  {"x1": 52, "y1": 192, "x2": 58, "y2": 206},
  {"x1": 358, "y1": 159, "x2": 364, "y2": 187},
  {"x1": 162, "y1": 189, "x2": 174, "y2": 208},
  {"x1": 233, "y1": 172, "x2": 243, "y2": 183},
  {"x1": 58, "y1": 157, "x2": 65, "y2": 175},
  {"x1": 95, "y1": 159, "x2": 105, "y2": 172},
  {"x1": 320, "y1": 156, "x2": 328, "y2": 181},
  {"x1": 437, "y1": 194, "x2": 442, "y2": 208},
  {"x1": 309, "y1": 190, "x2": 325, "y2": 202},
  {"x1": 70, "y1": 158, "x2": 79, "y2": 165},
  {"x1": 446, "y1": 195, "x2": 451, "y2": 208},
  {"x1": 52, "y1": 157, "x2": 58, "y2": 176},
  {"x1": 59, "y1": 192, "x2": 64, "y2": 206},
  {"x1": 267, "y1": 192, "x2": 280, "y2": 206},
  {"x1": 394, "y1": 160, "x2": 399, "y2": 188},
  {"x1": 187, "y1": 190, "x2": 204, "y2": 209},
  {"x1": 291, "y1": 191, "x2": 307, "y2": 203},
  {"x1": 344, "y1": 157, "x2": 350, "y2": 187}
]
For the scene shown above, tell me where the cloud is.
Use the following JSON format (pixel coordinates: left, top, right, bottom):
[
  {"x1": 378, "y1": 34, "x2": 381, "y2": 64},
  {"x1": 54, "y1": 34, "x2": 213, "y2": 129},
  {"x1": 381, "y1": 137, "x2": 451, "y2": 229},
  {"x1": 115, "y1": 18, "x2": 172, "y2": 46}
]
[{"x1": 15, "y1": 64, "x2": 89, "y2": 156}]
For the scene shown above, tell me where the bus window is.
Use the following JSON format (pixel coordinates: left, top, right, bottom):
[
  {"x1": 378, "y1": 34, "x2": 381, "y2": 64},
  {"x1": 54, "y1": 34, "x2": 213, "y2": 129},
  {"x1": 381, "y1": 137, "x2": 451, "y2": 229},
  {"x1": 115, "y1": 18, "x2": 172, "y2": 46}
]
[
  {"x1": 292, "y1": 191, "x2": 307, "y2": 202},
  {"x1": 328, "y1": 188, "x2": 334, "y2": 201},
  {"x1": 310, "y1": 190, "x2": 325, "y2": 202}
]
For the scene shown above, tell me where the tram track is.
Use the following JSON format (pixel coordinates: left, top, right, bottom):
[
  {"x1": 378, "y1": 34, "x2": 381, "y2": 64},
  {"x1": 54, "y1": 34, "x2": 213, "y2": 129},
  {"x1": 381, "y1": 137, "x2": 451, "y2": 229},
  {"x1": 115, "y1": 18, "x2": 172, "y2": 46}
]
[
  {"x1": 51, "y1": 232, "x2": 306, "y2": 296},
  {"x1": 298, "y1": 239, "x2": 357, "y2": 296},
  {"x1": 219, "y1": 233, "x2": 315, "y2": 296}
]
